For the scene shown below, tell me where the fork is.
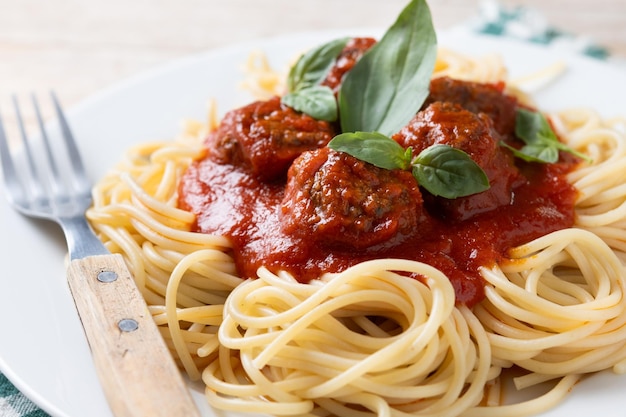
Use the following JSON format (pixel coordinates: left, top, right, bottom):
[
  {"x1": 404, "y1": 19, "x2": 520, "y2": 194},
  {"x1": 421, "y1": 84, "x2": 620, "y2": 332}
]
[{"x1": 0, "y1": 93, "x2": 201, "y2": 417}]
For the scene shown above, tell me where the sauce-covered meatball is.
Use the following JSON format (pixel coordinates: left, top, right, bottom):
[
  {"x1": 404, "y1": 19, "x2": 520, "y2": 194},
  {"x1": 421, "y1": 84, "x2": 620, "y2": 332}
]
[
  {"x1": 321, "y1": 37, "x2": 377, "y2": 94},
  {"x1": 394, "y1": 102, "x2": 524, "y2": 221},
  {"x1": 206, "y1": 96, "x2": 335, "y2": 181},
  {"x1": 281, "y1": 147, "x2": 426, "y2": 249},
  {"x1": 426, "y1": 77, "x2": 519, "y2": 137}
]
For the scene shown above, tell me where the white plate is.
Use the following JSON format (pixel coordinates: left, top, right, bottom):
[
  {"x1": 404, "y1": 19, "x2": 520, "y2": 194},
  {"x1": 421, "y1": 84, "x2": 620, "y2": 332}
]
[{"x1": 1, "y1": 28, "x2": 625, "y2": 417}]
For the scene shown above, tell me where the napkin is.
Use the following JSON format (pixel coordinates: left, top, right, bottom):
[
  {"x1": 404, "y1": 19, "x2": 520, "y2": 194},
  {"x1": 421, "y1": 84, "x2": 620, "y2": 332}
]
[
  {"x1": 0, "y1": 373, "x2": 48, "y2": 417},
  {"x1": 470, "y1": 0, "x2": 611, "y2": 60},
  {"x1": 0, "y1": 2, "x2": 619, "y2": 416}
]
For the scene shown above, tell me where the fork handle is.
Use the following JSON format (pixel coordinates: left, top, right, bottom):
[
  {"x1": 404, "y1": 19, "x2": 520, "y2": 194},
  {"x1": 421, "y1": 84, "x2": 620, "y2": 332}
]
[{"x1": 67, "y1": 253, "x2": 201, "y2": 417}]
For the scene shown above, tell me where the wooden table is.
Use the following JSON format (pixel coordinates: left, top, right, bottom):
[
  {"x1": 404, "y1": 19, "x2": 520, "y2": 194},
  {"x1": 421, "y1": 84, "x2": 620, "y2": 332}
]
[{"x1": 0, "y1": 0, "x2": 624, "y2": 125}]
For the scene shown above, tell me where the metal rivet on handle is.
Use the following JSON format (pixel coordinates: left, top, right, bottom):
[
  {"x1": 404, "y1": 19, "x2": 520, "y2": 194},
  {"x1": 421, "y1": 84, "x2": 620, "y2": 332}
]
[
  {"x1": 97, "y1": 270, "x2": 118, "y2": 283},
  {"x1": 118, "y1": 318, "x2": 139, "y2": 332}
]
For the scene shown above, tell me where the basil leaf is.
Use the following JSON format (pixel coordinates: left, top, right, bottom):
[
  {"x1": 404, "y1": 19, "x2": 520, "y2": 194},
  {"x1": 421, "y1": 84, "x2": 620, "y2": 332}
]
[
  {"x1": 500, "y1": 142, "x2": 559, "y2": 163},
  {"x1": 282, "y1": 85, "x2": 338, "y2": 122},
  {"x1": 554, "y1": 141, "x2": 591, "y2": 161},
  {"x1": 513, "y1": 108, "x2": 591, "y2": 163},
  {"x1": 286, "y1": 37, "x2": 350, "y2": 92},
  {"x1": 328, "y1": 131, "x2": 411, "y2": 170},
  {"x1": 338, "y1": 0, "x2": 437, "y2": 136},
  {"x1": 412, "y1": 144, "x2": 490, "y2": 199},
  {"x1": 515, "y1": 108, "x2": 553, "y2": 145},
  {"x1": 520, "y1": 144, "x2": 558, "y2": 163}
]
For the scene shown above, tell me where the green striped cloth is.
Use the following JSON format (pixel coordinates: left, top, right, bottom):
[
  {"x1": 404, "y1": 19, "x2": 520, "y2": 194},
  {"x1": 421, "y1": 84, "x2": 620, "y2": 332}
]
[
  {"x1": 0, "y1": 373, "x2": 49, "y2": 416},
  {"x1": 469, "y1": 0, "x2": 611, "y2": 59},
  {"x1": 0, "y1": 1, "x2": 615, "y2": 416}
]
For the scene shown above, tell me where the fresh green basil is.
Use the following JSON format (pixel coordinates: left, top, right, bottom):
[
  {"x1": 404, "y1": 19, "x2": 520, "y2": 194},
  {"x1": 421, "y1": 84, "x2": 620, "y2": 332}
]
[
  {"x1": 286, "y1": 37, "x2": 350, "y2": 92},
  {"x1": 504, "y1": 108, "x2": 591, "y2": 163},
  {"x1": 281, "y1": 0, "x2": 488, "y2": 199},
  {"x1": 282, "y1": 37, "x2": 349, "y2": 122},
  {"x1": 413, "y1": 144, "x2": 490, "y2": 198},
  {"x1": 328, "y1": 131, "x2": 412, "y2": 170},
  {"x1": 338, "y1": 0, "x2": 437, "y2": 136},
  {"x1": 282, "y1": 85, "x2": 338, "y2": 122},
  {"x1": 328, "y1": 133, "x2": 490, "y2": 199}
]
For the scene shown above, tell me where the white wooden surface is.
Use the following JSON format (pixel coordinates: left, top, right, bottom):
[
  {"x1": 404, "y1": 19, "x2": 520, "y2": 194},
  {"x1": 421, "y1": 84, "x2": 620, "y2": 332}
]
[{"x1": 0, "y1": 0, "x2": 624, "y2": 127}]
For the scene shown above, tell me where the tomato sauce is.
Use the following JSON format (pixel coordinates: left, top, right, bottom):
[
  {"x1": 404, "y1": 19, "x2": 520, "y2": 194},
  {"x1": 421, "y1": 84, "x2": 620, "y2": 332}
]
[{"x1": 178, "y1": 39, "x2": 579, "y2": 306}]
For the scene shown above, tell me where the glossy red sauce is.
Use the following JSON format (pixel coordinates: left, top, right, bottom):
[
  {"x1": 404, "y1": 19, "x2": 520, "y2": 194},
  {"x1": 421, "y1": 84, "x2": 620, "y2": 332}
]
[{"x1": 178, "y1": 39, "x2": 579, "y2": 306}]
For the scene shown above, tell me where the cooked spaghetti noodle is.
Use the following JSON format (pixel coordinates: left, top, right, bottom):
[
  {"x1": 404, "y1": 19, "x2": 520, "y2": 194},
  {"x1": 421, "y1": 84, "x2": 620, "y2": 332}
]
[{"x1": 86, "y1": 45, "x2": 626, "y2": 417}]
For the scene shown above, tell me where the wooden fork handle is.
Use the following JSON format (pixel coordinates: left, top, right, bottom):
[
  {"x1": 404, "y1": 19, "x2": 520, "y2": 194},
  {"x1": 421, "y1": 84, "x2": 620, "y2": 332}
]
[{"x1": 67, "y1": 253, "x2": 201, "y2": 417}]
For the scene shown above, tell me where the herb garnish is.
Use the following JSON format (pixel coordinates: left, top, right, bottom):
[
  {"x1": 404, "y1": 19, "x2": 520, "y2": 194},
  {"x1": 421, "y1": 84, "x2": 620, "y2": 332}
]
[
  {"x1": 338, "y1": 0, "x2": 437, "y2": 136},
  {"x1": 282, "y1": 85, "x2": 339, "y2": 122},
  {"x1": 285, "y1": 0, "x2": 490, "y2": 199},
  {"x1": 329, "y1": 132, "x2": 490, "y2": 199},
  {"x1": 329, "y1": 0, "x2": 488, "y2": 199},
  {"x1": 281, "y1": 37, "x2": 349, "y2": 122},
  {"x1": 502, "y1": 108, "x2": 591, "y2": 163}
]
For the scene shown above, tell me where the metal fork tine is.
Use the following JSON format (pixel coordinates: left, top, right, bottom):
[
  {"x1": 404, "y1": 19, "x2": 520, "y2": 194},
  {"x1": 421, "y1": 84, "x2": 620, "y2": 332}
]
[
  {"x1": 32, "y1": 93, "x2": 62, "y2": 198},
  {"x1": 0, "y1": 105, "x2": 12, "y2": 175},
  {"x1": 50, "y1": 91, "x2": 91, "y2": 194},
  {"x1": 12, "y1": 95, "x2": 44, "y2": 204},
  {"x1": 13, "y1": 96, "x2": 36, "y2": 177},
  {"x1": 0, "y1": 106, "x2": 23, "y2": 204}
]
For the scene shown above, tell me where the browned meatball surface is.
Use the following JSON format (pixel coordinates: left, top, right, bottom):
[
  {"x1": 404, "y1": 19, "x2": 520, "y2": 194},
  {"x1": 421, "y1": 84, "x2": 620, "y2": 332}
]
[
  {"x1": 281, "y1": 147, "x2": 426, "y2": 249},
  {"x1": 394, "y1": 102, "x2": 524, "y2": 221},
  {"x1": 426, "y1": 76, "x2": 519, "y2": 137},
  {"x1": 206, "y1": 96, "x2": 335, "y2": 181}
]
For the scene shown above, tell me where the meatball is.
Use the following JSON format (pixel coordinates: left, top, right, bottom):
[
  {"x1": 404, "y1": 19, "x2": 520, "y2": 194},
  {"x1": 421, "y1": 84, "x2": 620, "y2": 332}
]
[
  {"x1": 206, "y1": 96, "x2": 335, "y2": 182},
  {"x1": 321, "y1": 37, "x2": 377, "y2": 94},
  {"x1": 426, "y1": 77, "x2": 519, "y2": 137},
  {"x1": 281, "y1": 147, "x2": 425, "y2": 249},
  {"x1": 395, "y1": 102, "x2": 500, "y2": 166},
  {"x1": 393, "y1": 102, "x2": 524, "y2": 221}
]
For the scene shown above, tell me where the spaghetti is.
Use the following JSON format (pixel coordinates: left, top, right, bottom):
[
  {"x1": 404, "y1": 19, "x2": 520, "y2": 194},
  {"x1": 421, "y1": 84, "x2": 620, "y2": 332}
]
[{"x1": 87, "y1": 37, "x2": 626, "y2": 417}]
